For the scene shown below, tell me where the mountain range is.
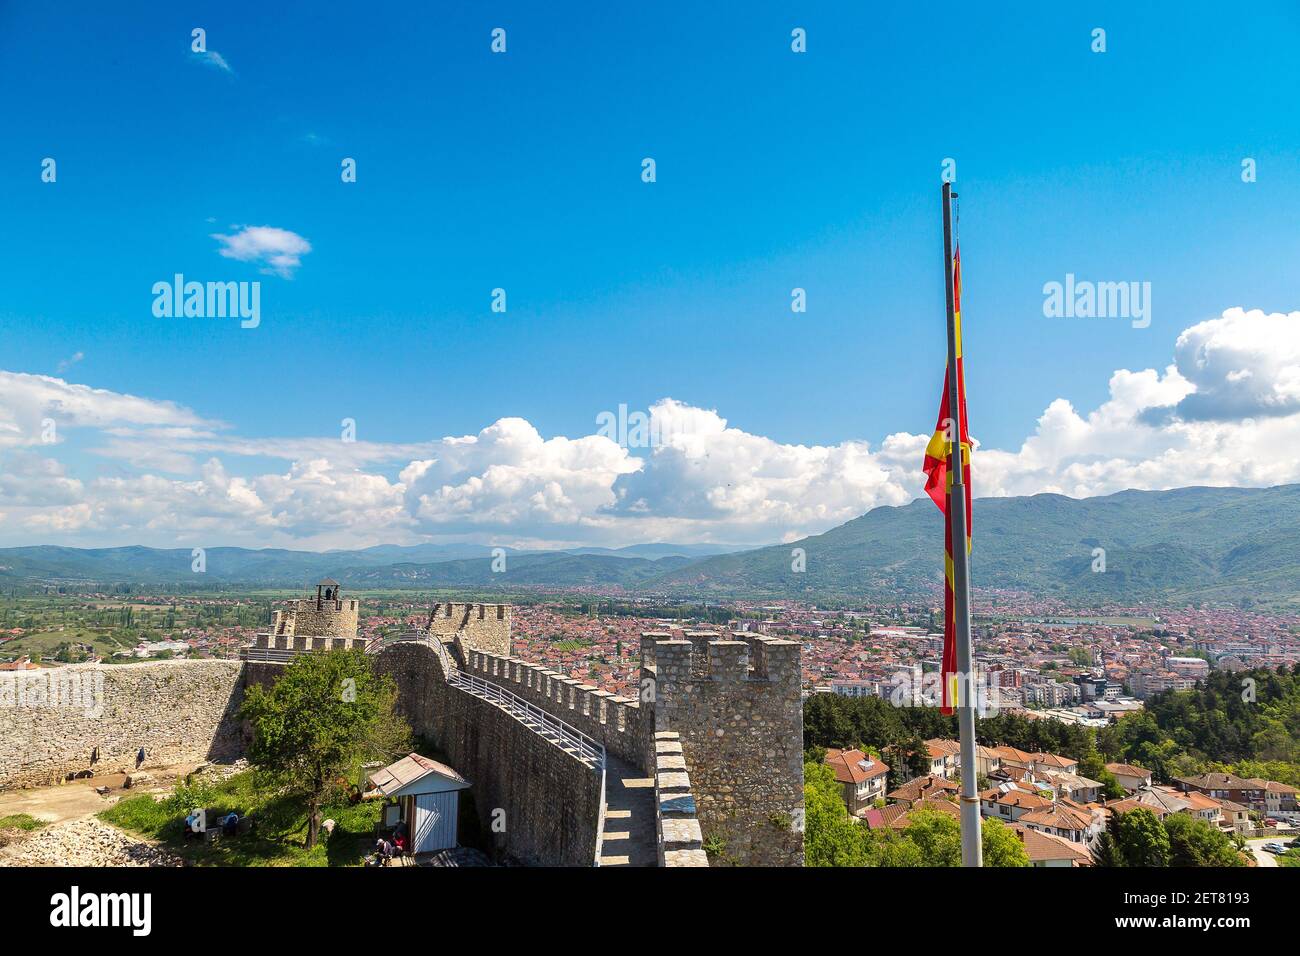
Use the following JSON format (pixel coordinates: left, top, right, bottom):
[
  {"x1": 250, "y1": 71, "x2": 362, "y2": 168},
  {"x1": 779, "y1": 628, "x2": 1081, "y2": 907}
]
[{"x1": 1, "y1": 485, "x2": 1296, "y2": 606}]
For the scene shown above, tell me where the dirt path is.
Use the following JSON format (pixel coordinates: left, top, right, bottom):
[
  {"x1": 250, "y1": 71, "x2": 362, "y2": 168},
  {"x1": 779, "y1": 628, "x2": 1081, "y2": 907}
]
[
  {"x1": 0, "y1": 761, "x2": 216, "y2": 866},
  {"x1": 0, "y1": 763, "x2": 199, "y2": 825}
]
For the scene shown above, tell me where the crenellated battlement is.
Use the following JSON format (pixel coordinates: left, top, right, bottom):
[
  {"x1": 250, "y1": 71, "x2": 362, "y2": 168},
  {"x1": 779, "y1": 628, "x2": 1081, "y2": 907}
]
[
  {"x1": 640, "y1": 629, "x2": 804, "y2": 866},
  {"x1": 426, "y1": 602, "x2": 511, "y2": 656},
  {"x1": 464, "y1": 648, "x2": 645, "y2": 765},
  {"x1": 262, "y1": 579, "x2": 359, "y2": 645},
  {"x1": 645, "y1": 630, "x2": 801, "y2": 686}
]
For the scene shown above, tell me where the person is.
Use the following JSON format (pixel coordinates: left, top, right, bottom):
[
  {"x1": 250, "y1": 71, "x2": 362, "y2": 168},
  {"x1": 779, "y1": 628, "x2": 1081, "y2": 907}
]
[
  {"x1": 222, "y1": 812, "x2": 239, "y2": 837},
  {"x1": 374, "y1": 837, "x2": 394, "y2": 865},
  {"x1": 393, "y1": 831, "x2": 407, "y2": 856}
]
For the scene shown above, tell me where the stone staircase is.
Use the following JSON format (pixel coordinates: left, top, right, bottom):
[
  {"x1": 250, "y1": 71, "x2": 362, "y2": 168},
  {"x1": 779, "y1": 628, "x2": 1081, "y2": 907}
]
[{"x1": 598, "y1": 754, "x2": 658, "y2": 866}]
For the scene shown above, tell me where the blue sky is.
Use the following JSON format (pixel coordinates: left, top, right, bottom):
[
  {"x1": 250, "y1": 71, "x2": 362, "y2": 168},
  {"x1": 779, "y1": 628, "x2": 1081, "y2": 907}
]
[{"x1": 1, "y1": 2, "x2": 1299, "y2": 549}]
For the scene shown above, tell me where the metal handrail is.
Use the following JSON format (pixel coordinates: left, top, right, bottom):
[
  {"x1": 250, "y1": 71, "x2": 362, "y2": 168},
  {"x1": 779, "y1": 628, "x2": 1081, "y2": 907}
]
[
  {"x1": 450, "y1": 669, "x2": 606, "y2": 770},
  {"x1": 240, "y1": 646, "x2": 298, "y2": 662},
  {"x1": 373, "y1": 631, "x2": 606, "y2": 770}
]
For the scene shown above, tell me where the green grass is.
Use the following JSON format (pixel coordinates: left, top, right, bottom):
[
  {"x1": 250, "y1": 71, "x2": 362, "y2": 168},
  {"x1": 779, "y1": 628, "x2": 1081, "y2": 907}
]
[
  {"x1": 0, "y1": 813, "x2": 47, "y2": 831},
  {"x1": 550, "y1": 638, "x2": 592, "y2": 652},
  {"x1": 100, "y1": 769, "x2": 382, "y2": 866}
]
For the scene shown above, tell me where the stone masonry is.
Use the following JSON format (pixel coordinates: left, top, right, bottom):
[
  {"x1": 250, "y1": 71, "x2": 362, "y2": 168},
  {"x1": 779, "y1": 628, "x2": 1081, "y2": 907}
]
[
  {"x1": 372, "y1": 640, "x2": 602, "y2": 865},
  {"x1": 0, "y1": 601, "x2": 804, "y2": 867},
  {"x1": 426, "y1": 602, "x2": 511, "y2": 657},
  {"x1": 643, "y1": 631, "x2": 804, "y2": 866},
  {"x1": 0, "y1": 659, "x2": 245, "y2": 790}
]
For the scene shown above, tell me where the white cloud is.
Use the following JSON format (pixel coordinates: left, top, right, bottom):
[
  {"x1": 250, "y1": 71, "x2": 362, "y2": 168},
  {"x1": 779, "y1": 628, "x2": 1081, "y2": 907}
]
[
  {"x1": 0, "y1": 371, "x2": 214, "y2": 451},
  {"x1": 194, "y1": 50, "x2": 233, "y2": 74},
  {"x1": 1, "y1": 307, "x2": 1298, "y2": 549},
  {"x1": 211, "y1": 225, "x2": 312, "y2": 278},
  {"x1": 1165, "y1": 308, "x2": 1300, "y2": 421},
  {"x1": 56, "y1": 351, "x2": 84, "y2": 373}
]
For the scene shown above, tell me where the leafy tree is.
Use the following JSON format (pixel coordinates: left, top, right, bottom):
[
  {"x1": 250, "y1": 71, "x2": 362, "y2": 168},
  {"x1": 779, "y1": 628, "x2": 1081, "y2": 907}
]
[
  {"x1": 1092, "y1": 818, "x2": 1127, "y2": 867},
  {"x1": 1111, "y1": 808, "x2": 1171, "y2": 867},
  {"x1": 804, "y1": 761, "x2": 870, "y2": 866},
  {"x1": 893, "y1": 807, "x2": 1029, "y2": 867},
  {"x1": 1163, "y1": 813, "x2": 1246, "y2": 867},
  {"x1": 1078, "y1": 749, "x2": 1127, "y2": 800},
  {"x1": 241, "y1": 649, "x2": 410, "y2": 849}
]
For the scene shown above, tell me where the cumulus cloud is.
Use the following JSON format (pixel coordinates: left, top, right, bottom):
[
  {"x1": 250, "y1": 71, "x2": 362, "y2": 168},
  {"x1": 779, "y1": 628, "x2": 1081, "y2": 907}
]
[
  {"x1": 1, "y1": 307, "x2": 1298, "y2": 549},
  {"x1": 211, "y1": 225, "x2": 312, "y2": 278},
  {"x1": 402, "y1": 418, "x2": 641, "y2": 538},
  {"x1": 1165, "y1": 308, "x2": 1300, "y2": 421}
]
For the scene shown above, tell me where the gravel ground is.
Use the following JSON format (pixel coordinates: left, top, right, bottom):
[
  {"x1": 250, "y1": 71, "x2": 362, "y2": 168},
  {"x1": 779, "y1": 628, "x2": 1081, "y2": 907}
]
[{"x1": 0, "y1": 817, "x2": 182, "y2": 867}]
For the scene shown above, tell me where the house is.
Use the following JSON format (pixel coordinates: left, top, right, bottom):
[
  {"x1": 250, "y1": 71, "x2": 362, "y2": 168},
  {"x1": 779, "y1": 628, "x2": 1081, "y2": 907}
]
[
  {"x1": 1259, "y1": 780, "x2": 1300, "y2": 821},
  {"x1": 1105, "y1": 762, "x2": 1152, "y2": 793},
  {"x1": 1180, "y1": 789, "x2": 1227, "y2": 826},
  {"x1": 1174, "y1": 773, "x2": 1266, "y2": 810},
  {"x1": 1031, "y1": 752, "x2": 1079, "y2": 775},
  {"x1": 364, "y1": 753, "x2": 472, "y2": 855},
  {"x1": 1041, "y1": 770, "x2": 1102, "y2": 804},
  {"x1": 824, "y1": 748, "x2": 891, "y2": 815},
  {"x1": 974, "y1": 745, "x2": 1002, "y2": 779},
  {"x1": 1133, "y1": 784, "x2": 1196, "y2": 817},
  {"x1": 1105, "y1": 797, "x2": 1169, "y2": 821},
  {"x1": 1018, "y1": 800, "x2": 1102, "y2": 845},
  {"x1": 887, "y1": 774, "x2": 959, "y2": 807},
  {"x1": 979, "y1": 786, "x2": 1053, "y2": 823},
  {"x1": 992, "y1": 745, "x2": 1036, "y2": 772},
  {"x1": 923, "y1": 738, "x2": 962, "y2": 779},
  {"x1": 1214, "y1": 799, "x2": 1253, "y2": 833},
  {"x1": 1009, "y1": 822, "x2": 1093, "y2": 867},
  {"x1": 870, "y1": 795, "x2": 961, "y2": 830}
]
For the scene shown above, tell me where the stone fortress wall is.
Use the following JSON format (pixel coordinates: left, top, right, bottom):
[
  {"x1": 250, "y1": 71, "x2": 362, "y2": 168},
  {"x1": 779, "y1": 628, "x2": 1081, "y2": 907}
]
[
  {"x1": 645, "y1": 632, "x2": 805, "y2": 866},
  {"x1": 425, "y1": 602, "x2": 511, "y2": 656},
  {"x1": 0, "y1": 593, "x2": 803, "y2": 866},
  {"x1": 371, "y1": 640, "x2": 603, "y2": 866},
  {"x1": 454, "y1": 628, "x2": 805, "y2": 866},
  {"x1": 0, "y1": 659, "x2": 246, "y2": 790}
]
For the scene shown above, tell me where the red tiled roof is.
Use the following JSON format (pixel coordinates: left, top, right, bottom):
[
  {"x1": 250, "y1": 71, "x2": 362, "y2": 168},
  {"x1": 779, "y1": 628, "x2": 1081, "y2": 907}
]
[{"x1": 824, "y1": 748, "x2": 889, "y2": 784}]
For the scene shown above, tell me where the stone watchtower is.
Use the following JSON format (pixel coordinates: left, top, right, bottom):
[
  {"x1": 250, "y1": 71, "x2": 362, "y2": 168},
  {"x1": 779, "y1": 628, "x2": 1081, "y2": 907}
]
[
  {"x1": 641, "y1": 630, "x2": 804, "y2": 866},
  {"x1": 251, "y1": 579, "x2": 365, "y2": 654},
  {"x1": 426, "y1": 602, "x2": 511, "y2": 657}
]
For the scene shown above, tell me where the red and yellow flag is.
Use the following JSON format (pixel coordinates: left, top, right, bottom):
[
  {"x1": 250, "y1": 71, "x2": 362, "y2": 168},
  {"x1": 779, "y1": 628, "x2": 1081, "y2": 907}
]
[{"x1": 922, "y1": 248, "x2": 971, "y2": 716}]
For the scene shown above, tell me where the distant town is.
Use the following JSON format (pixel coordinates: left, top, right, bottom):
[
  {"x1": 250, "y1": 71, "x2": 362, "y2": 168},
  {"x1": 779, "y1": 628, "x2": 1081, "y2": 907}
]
[{"x1": 5, "y1": 591, "x2": 1295, "y2": 721}]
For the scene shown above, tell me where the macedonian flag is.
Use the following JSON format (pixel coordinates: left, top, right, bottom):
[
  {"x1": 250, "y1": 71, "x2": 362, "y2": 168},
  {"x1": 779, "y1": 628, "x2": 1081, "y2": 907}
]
[{"x1": 922, "y1": 248, "x2": 971, "y2": 716}]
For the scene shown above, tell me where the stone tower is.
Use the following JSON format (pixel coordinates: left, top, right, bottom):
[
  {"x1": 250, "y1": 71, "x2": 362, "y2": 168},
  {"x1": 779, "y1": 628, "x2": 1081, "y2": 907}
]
[
  {"x1": 641, "y1": 630, "x2": 804, "y2": 866},
  {"x1": 425, "y1": 602, "x2": 511, "y2": 657},
  {"x1": 269, "y1": 579, "x2": 360, "y2": 640}
]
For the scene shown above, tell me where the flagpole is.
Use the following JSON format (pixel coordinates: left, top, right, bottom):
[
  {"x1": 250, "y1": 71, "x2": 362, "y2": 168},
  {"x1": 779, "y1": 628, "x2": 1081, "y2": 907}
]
[{"x1": 942, "y1": 180, "x2": 982, "y2": 867}]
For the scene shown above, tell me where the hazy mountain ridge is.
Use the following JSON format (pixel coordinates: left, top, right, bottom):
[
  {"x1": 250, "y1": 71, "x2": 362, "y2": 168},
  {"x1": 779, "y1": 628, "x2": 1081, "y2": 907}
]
[
  {"x1": 646, "y1": 484, "x2": 1300, "y2": 606},
  {"x1": 1, "y1": 486, "x2": 1296, "y2": 605}
]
